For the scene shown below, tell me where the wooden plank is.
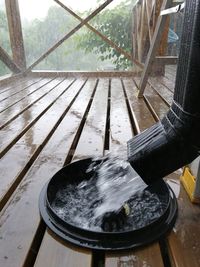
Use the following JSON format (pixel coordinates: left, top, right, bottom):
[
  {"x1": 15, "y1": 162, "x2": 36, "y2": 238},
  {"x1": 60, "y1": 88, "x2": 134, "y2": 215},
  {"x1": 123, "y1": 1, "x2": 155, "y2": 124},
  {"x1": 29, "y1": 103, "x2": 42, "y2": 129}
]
[
  {"x1": 0, "y1": 46, "x2": 22, "y2": 73},
  {"x1": 0, "y1": 77, "x2": 39, "y2": 96},
  {"x1": 165, "y1": 65, "x2": 177, "y2": 81},
  {"x1": 167, "y1": 186, "x2": 200, "y2": 267},
  {"x1": 73, "y1": 78, "x2": 109, "y2": 160},
  {"x1": 138, "y1": 0, "x2": 172, "y2": 97},
  {"x1": 0, "y1": 78, "x2": 76, "y2": 156},
  {"x1": 149, "y1": 77, "x2": 173, "y2": 106},
  {"x1": 0, "y1": 76, "x2": 29, "y2": 94},
  {"x1": 0, "y1": 78, "x2": 88, "y2": 211},
  {"x1": 152, "y1": 75, "x2": 175, "y2": 93},
  {"x1": 26, "y1": 0, "x2": 115, "y2": 72},
  {"x1": 109, "y1": 78, "x2": 133, "y2": 149},
  {"x1": 0, "y1": 77, "x2": 42, "y2": 102},
  {"x1": 0, "y1": 80, "x2": 95, "y2": 267},
  {"x1": 123, "y1": 78, "x2": 155, "y2": 131},
  {"x1": 106, "y1": 243, "x2": 164, "y2": 267},
  {"x1": 135, "y1": 77, "x2": 168, "y2": 120},
  {"x1": 0, "y1": 78, "x2": 60, "y2": 113},
  {"x1": 5, "y1": 0, "x2": 26, "y2": 70},
  {"x1": 34, "y1": 78, "x2": 109, "y2": 267},
  {"x1": 0, "y1": 78, "x2": 61, "y2": 129},
  {"x1": 105, "y1": 76, "x2": 165, "y2": 267},
  {"x1": 144, "y1": 83, "x2": 169, "y2": 119},
  {"x1": 34, "y1": 231, "x2": 91, "y2": 267},
  {"x1": 0, "y1": 78, "x2": 59, "y2": 121}
]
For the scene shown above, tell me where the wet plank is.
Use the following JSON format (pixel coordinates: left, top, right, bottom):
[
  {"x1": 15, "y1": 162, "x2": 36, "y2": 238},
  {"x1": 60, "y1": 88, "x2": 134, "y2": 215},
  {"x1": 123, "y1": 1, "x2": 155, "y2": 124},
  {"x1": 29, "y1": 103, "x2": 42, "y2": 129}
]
[
  {"x1": 105, "y1": 78, "x2": 164, "y2": 267},
  {"x1": 34, "y1": 230, "x2": 91, "y2": 267},
  {"x1": 167, "y1": 186, "x2": 200, "y2": 267},
  {"x1": 0, "y1": 76, "x2": 31, "y2": 94},
  {"x1": 0, "y1": 78, "x2": 87, "y2": 210},
  {"x1": 164, "y1": 65, "x2": 177, "y2": 82},
  {"x1": 134, "y1": 77, "x2": 168, "y2": 120},
  {"x1": 1, "y1": 74, "x2": 199, "y2": 267},
  {"x1": 110, "y1": 78, "x2": 133, "y2": 149},
  {"x1": 0, "y1": 79, "x2": 95, "y2": 267},
  {"x1": 0, "y1": 77, "x2": 42, "y2": 101},
  {"x1": 144, "y1": 83, "x2": 169, "y2": 120},
  {"x1": 149, "y1": 77, "x2": 173, "y2": 106},
  {"x1": 0, "y1": 78, "x2": 61, "y2": 127},
  {"x1": 73, "y1": 78, "x2": 109, "y2": 160},
  {"x1": 0, "y1": 78, "x2": 76, "y2": 155},
  {"x1": 123, "y1": 78, "x2": 155, "y2": 132},
  {"x1": 105, "y1": 243, "x2": 164, "y2": 267},
  {"x1": 154, "y1": 75, "x2": 175, "y2": 93},
  {"x1": 0, "y1": 78, "x2": 56, "y2": 112},
  {"x1": 34, "y1": 78, "x2": 108, "y2": 267}
]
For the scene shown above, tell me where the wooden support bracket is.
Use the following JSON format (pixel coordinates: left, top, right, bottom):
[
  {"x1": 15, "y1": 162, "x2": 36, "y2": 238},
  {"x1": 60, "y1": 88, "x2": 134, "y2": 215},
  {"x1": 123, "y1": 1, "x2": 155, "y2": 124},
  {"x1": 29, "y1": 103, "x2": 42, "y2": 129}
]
[{"x1": 0, "y1": 46, "x2": 22, "y2": 73}]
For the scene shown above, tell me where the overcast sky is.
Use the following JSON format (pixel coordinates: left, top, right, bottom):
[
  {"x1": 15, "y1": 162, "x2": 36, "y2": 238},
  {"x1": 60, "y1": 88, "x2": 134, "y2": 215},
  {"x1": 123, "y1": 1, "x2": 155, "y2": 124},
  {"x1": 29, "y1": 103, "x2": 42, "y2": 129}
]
[
  {"x1": 17, "y1": 0, "x2": 127, "y2": 21},
  {"x1": 0, "y1": 0, "x2": 136, "y2": 21}
]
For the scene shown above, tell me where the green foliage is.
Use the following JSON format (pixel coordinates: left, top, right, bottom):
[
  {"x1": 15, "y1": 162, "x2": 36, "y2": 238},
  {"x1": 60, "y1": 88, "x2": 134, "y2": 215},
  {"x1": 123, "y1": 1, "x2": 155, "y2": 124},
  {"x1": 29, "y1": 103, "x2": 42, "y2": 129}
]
[
  {"x1": 78, "y1": 0, "x2": 136, "y2": 70},
  {"x1": 23, "y1": 6, "x2": 110, "y2": 71}
]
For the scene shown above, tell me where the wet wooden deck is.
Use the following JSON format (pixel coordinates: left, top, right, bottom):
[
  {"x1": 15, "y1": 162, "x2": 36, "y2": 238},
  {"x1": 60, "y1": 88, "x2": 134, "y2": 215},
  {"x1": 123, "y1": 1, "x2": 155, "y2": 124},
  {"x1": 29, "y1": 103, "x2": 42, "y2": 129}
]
[{"x1": 0, "y1": 67, "x2": 200, "y2": 267}]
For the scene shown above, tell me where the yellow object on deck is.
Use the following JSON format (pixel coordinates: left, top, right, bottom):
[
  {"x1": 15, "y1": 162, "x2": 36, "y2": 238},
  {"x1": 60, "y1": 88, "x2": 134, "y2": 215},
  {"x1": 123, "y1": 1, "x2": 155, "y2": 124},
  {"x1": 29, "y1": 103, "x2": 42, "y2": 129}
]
[{"x1": 181, "y1": 166, "x2": 200, "y2": 204}]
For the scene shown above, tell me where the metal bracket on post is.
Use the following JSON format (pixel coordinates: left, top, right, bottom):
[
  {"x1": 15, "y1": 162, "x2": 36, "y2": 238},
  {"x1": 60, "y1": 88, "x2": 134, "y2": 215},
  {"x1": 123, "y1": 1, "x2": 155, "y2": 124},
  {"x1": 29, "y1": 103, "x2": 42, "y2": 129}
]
[{"x1": 138, "y1": 0, "x2": 173, "y2": 98}]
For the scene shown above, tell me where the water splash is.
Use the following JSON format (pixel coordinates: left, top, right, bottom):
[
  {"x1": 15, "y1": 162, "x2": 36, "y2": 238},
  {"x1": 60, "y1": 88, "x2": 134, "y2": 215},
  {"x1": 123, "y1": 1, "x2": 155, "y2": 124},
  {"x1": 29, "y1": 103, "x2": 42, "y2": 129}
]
[
  {"x1": 51, "y1": 148, "x2": 168, "y2": 231},
  {"x1": 92, "y1": 151, "x2": 148, "y2": 218}
]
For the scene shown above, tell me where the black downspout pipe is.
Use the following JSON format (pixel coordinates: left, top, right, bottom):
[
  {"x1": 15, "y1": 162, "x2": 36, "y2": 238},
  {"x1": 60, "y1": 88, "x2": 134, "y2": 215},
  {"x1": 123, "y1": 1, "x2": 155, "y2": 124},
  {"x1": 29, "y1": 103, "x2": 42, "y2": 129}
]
[{"x1": 128, "y1": 0, "x2": 200, "y2": 184}]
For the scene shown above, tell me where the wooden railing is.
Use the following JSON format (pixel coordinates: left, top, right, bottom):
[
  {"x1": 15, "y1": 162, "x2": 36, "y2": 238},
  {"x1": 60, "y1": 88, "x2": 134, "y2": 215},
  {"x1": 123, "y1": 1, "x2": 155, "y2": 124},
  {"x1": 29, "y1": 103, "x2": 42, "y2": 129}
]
[
  {"x1": 0, "y1": 0, "x2": 144, "y2": 76},
  {"x1": 0, "y1": 0, "x2": 183, "y2": 77}
]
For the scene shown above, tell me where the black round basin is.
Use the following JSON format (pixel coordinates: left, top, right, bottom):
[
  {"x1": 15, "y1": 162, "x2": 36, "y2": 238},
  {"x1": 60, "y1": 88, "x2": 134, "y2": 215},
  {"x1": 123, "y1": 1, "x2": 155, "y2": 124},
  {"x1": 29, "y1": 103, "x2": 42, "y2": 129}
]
[{"x1": 39, "y1": 158, "x2": 178, "y2": 250}]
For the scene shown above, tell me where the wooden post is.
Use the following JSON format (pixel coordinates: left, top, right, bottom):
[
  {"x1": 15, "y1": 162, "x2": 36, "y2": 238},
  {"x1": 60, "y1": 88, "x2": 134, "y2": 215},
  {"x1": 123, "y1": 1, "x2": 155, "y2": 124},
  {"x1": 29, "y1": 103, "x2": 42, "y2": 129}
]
[
  {"x1": 138, "y1": 0, "x2": 172, "y2": 97},
  {"x1": 5, "y1": 0, "x2": 26, "y2": 70}
]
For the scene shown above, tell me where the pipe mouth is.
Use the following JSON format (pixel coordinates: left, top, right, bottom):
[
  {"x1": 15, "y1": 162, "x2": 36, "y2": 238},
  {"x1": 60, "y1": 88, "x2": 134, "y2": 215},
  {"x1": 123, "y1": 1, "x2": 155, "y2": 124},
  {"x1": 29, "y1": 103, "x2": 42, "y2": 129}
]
[{"x1": 39, "y1": 158, "x2": 178, "y2": 250}]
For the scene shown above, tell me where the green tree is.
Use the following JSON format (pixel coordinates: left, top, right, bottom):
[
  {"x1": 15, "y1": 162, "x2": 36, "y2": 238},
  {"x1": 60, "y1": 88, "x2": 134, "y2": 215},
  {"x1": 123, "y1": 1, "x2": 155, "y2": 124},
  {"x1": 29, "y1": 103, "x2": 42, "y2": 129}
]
[
  {"x1": 23, "y1": 6, "x2": 110, "y2": 70},
  {"x1": 77, "y1": 0, "x2": 136, "y2": 70}
]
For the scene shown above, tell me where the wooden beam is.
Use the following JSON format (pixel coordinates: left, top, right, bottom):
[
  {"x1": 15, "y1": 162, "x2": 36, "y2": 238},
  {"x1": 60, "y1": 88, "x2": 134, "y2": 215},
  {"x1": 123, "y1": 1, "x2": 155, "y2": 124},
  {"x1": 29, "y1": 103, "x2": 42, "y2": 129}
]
[
  {"x1": 138, "y1": 0, "x2": 172, "y2": 97},
  {"x1": 0, "y1": 46, "x2": 22, "y2": 73},
  {"x1": 155, "y1": 56, "x2": 178, "y2": 65},
  {"x1": 5, "y1": 0, "x2": 26, "y2": 70},
  {"x1": 26, "y1": 0, "x2": 115, "y2": 72},
  {"x1": 31, "y1": 70, "x2": 140, "y2": 78}
]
